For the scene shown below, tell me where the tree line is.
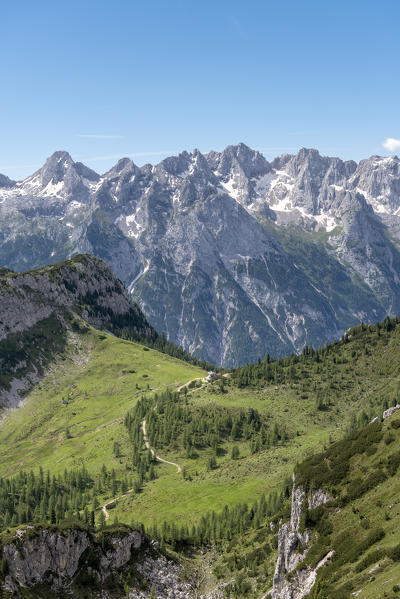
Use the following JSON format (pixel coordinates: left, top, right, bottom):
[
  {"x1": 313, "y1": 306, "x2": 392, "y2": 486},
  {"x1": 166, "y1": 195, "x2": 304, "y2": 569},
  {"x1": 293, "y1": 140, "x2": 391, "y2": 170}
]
[{"x1": 232, "y1": 315, "x2": 400, "y2": 388}]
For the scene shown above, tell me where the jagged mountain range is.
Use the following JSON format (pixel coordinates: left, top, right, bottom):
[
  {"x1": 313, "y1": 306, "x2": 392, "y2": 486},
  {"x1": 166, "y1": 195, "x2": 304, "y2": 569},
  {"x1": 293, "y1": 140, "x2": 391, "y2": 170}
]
[{"x1": 1, "y1": 144, "x2": 400, "y2": 366}]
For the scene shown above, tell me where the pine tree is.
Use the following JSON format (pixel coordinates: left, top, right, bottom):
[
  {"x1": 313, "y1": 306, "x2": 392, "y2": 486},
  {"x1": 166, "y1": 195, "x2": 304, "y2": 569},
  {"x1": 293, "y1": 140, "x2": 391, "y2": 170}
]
[
  {"x1": 231, "y1": 445, "x2": 240, "y2": 460},
  {"x1": 99, "y1": 510, "x2": 106, "y2": 529}
]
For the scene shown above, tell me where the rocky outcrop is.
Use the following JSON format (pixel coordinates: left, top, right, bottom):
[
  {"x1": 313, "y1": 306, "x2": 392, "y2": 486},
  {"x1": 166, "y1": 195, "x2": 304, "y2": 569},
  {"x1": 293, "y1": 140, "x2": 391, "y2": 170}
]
[
  {"x1": 99, "y1": 530, "x2": 142, "y2": 577},
  {"x1": 1, "y1": 146, "x2": 400, "y2": 365},
  {"x1": 2, "y1": 526, "x2": 143, "y2": 594},
  {"x1": 0, "y1": 526, "x2": 223, "y2": 599},
  {"x1": 128, "y1": 551, "x2": 225, "y2": 599},
  {"x1": 383, "y1": 404, "x2": 400, "y2": 419},
  {"x1": 129, "y1": 553, "x2": 193, "y2": 599},
  {"x1": 271, "y1": 479, "x2": 331, "y2": 599},
  {"x1": 0, "y1": 254, "x2": 151, "y2": 343},
  {"x1": 3, "y1": 528, "x2": 91, "y2": 590}
]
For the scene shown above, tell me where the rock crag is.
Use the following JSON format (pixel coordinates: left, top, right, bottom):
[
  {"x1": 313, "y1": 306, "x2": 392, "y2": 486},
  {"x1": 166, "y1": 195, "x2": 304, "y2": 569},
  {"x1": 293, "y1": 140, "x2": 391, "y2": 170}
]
[
  {"x1": 0, "y1": 525, "x2": 223, "y2": 599},
  {"x1": 271, "y1": 479, "x2": 331, "y2": 599}
]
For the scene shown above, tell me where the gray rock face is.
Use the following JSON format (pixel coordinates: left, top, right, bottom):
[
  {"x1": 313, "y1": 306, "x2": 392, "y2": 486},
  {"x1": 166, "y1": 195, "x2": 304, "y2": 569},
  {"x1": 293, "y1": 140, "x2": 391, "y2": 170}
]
[
  {"x1": 0, "y1": 173, "x2": 16, "y2": 188},
  {"x1": 2, "y1": 526, "x2": 143, "y2": 595},
  {"x1": 1, "y1": 527, "x2": 221, "y2": 599},
  {"x1": 3, "y1": 528, "x2": 91, "y2": 589},
  {"x1": 1, "y1": 145, "x2": 400, "y2": 366},
  {"x1": 129, "y1": 553, "x2": 193, "y2": 599},
  {"x1": 383, "y1": 404, "x2": 400, "y2": 419},
  {"x1": 99, "y1": 530, "x2": 142, "y2": 578},
  {"x1": 271, "y1": 479, "x2": 331, "y2": 599}
]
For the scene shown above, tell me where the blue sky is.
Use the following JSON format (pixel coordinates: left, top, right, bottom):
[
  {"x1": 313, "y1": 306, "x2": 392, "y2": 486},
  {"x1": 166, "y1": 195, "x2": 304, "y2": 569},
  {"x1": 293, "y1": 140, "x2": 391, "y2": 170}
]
[{"x1": 1, "y1": 0, "x2": 400, "y2": 179}]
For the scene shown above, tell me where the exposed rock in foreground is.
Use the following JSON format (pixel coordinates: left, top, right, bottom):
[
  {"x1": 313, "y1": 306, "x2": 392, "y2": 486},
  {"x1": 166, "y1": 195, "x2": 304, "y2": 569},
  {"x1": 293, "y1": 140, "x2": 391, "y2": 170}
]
[
  {"x1": 2, "y1": 525, "x2": 142, "y2": 596},
  {"x1": 0, "y1": 525, "x2": 223, "y2": 598},
  {"x1": 271, "y1": 479, "x2": 331, "y2": 599}
]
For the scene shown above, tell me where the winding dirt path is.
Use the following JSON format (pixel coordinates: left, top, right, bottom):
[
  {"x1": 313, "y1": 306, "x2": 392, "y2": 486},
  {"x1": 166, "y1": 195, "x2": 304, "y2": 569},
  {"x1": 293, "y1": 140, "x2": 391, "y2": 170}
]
[
  {"x1": 101, "y1": 419, "x2": 183, "y2": 519},
  {"x1": 101, "y1": 373, "x2": 217, "y2": 520},
  {"x1": 142, "y1": 419, "x2": 182, "y2": 473},
  {"x1": 101, "y1": 487, "x2": 134, "y2": 521},
  {"x1": 176, "y1": 377, "x2": 205, "y2": 392}
]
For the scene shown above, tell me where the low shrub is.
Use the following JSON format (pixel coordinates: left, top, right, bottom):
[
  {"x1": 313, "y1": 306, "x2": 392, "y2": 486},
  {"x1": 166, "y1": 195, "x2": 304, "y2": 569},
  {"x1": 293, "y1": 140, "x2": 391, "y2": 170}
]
[{"x1": 355, "y1": 548, "x2": 386, "y2": 572}]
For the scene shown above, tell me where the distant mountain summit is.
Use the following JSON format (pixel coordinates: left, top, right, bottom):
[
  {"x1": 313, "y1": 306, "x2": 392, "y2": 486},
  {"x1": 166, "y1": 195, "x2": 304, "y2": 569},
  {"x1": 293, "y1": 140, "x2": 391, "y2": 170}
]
[{"x1": 1, "y1": 144, "x2": 400, "y2": 366}]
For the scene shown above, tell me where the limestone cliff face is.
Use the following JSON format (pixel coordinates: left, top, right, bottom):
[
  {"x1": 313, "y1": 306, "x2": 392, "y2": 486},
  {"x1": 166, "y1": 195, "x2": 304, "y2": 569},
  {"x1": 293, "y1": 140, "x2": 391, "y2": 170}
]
[
  {"x1": 3, "y1": 528, "x2": 92, "y2": 589},
  {"x1": 0, "y1": 253, "x2": 152, "y2": 343},
  {"x1": 1, "y1": 526, "x2": 142, "y2": 596},
  {"x1": 0, "y1": 526, "x2": 223, "y2": 599},
  {"x1": 271, "y1": 480, "x2": 331, "y2": 599}
]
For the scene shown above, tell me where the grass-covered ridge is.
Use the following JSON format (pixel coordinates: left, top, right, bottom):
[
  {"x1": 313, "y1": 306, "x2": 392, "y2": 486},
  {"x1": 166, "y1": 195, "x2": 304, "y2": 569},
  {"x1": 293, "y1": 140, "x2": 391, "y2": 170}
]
[{"x1": 0, "y1": 254, "x2": 215, "y2": 405}]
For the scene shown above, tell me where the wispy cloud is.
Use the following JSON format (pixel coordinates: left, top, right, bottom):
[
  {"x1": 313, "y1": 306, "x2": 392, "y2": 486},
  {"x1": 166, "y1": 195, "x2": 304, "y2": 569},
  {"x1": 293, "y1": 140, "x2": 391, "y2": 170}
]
[
  {"x1": 77, "y1": 134, "x2": 124, "y2": 139},
  {"x1": 382, "y1": 138, "x2": 400, "y2": 152},
  {"x1": 0, "y1": 163, "x2": 40, "y2": 172}
]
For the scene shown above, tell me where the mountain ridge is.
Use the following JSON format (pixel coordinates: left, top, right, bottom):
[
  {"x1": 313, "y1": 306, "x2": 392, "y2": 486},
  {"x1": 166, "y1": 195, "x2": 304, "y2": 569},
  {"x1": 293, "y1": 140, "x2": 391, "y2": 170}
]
[{"x1": 1, "y1": 144, "x2": 400, "y2": 366}]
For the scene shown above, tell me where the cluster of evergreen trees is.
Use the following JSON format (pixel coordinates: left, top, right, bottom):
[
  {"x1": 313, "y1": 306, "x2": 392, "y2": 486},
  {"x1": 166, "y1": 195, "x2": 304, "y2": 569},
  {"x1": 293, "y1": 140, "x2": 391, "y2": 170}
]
[
  {"x1": 125, "y1": 389, "x2": 288, "y2": 458},
  {"x1": 0, "y1": 464, "x2": 136, "y2": 528},
  {"x1": 145, "y1": 489, "x2": 287, "y2": 551},
  {"x1": 0, "y1": 466, "x2": 92, "y2": 527},
  {"x1": 232, "y1": 316, "x2": 400, "y2": 389}
]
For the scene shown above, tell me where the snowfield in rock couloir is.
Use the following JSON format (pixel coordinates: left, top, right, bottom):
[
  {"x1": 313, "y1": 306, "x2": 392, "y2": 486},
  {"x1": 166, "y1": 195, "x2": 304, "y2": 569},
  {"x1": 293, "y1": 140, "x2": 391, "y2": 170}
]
[{"x1": 1, "y1": 144, "x2": 400, "y2": 366}]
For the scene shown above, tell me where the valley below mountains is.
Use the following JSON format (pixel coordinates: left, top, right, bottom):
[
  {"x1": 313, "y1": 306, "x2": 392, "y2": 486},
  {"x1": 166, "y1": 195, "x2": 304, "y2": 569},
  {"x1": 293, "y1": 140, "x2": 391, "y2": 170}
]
[
  {"x1": 0, "y1": 256, "x2": 400, "y2": 598},
  {"x1": 1, "y1": 144, "x2": 400, "y2": 366}
]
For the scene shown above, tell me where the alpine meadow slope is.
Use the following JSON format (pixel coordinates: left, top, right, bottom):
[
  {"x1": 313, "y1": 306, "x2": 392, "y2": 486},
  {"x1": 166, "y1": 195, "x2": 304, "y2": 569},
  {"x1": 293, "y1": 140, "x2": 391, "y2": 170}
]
[
  {"x1": 0, "y1": 254, "x2": 210, "y2": 410},
  {"x1": 1, "y1": 257, "x2": 400, "y2": 598},
  {"x1": 1, "y1": 145, "x2": 400, "y2": 366}
]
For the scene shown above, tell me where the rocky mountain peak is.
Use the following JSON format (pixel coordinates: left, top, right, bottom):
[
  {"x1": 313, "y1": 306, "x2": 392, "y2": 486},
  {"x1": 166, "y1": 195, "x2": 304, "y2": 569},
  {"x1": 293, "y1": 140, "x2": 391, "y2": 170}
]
[
  {"x1": 207, "y1": 142, "x2": 270, "y2": 180},
  {"x1": 39, "y1": 150, "x2": 75, "y2": 186},
  {"x1": 158, "y1": 148, "x2": 216, "y2": 188},
  {"x1": 159, "y1": 151, "x2": 192, "y2": 178},
  {"x1": 349, "y1": 154, "x2": 400, "y2": 213},
  {"x1": 16, "y1": 150, "x2": 101, "y2": 201},
  {"x1": 2, "y1": 144, "x2": 400, "y2": 366},
  {"x1": 0, "y1": 173, "x2": 16, "y2": 188},
  {"x1": 104, "y1": 157, "x2": 137, "y2": 181},
  {"x1": 191, "y1": 148, "x2": 215, "y2": 177}
]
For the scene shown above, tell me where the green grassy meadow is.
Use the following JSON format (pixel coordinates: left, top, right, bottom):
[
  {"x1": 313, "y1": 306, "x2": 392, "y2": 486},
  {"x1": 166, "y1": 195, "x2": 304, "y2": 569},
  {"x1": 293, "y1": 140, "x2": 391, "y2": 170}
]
[
  {"x1": 0, "y1": 328, "x2": 205, "y2": 478},
  {"x1": 113, "y1": 315, "x2": 400, "y2": 528},
  {"x1": 1, "y1": 318, "x2": 400, "y2": 597},
  {"x1": 2, "y1": 318, "x2": 400, "y2": 533}
]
